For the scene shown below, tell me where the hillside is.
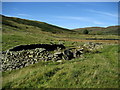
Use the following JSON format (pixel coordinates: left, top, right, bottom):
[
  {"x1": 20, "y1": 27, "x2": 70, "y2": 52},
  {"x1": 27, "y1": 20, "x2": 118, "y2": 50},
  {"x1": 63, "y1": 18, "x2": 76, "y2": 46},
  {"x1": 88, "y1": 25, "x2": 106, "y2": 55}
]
[
  {"x1": 2, "y1": 15, "x2": 119, "y2": 51},
  {"x1": 1, "y1": 15, "x2": 119, "y2": 88},
  {"x1": 73, "y1": 26, "x2": 120, "y2": 35},
  {"x1": 2, "y1": 15, "x2": 75, "y2": 34},
  {"x1": 2, "y1": 15, "x2": 75, "y2": 51},
  {"x1": 2, "y1": 15, "x2": 119, "y2": 35}
]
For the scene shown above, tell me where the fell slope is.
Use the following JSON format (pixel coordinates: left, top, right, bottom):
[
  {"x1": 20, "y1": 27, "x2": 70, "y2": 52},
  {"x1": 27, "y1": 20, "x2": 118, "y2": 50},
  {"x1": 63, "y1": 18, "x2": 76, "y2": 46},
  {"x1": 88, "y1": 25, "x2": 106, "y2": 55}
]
[
  {"x1": 2, "y1": 15, "x2": 74, "y2": 34},
  {"x1": 1, "y1": 15, "x2": 119, "y2": 88},
  {"x1": 73, "y1": 26, "x2": 120, "y2": 35},
  {"x1": 2, "y1": 15, "x2": 75, "y2": 51}
]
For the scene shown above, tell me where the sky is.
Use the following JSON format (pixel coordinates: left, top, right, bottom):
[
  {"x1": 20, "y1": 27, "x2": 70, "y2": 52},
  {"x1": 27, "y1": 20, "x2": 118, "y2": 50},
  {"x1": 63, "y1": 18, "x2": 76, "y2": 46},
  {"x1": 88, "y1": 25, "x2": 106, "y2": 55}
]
[
  {"x1": 2, "y1": 0, "x2": 120, "y2": 2},
  {"x1": 2, "y1": 2, "x2": 118, "y2": 29}
]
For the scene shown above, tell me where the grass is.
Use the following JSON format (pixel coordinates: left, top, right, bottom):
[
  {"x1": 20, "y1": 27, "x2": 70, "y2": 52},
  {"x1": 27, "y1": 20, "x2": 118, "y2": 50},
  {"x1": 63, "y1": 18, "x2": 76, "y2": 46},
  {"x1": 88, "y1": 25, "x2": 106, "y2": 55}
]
[
  {"x1": 74, "y1": 26, "x2": 119, "y2": 35},
  {"x1": 1, "y1": 15, "x2": 119, "y2": 88},
  {"x1": 2, "y1": 44, "x2": 119, "y2": 88},
  {"x1": 2, "y1": 26, "x2": 119, "y2": 51},
  {"x1": 2, "y1": 15, "x2": 119, "y2": 51}
]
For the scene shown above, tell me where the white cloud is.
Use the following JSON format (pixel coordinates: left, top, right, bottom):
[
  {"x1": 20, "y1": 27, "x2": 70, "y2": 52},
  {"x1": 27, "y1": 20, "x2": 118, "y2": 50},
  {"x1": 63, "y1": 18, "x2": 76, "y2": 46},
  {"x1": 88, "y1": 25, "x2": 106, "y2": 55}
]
[
  {"x1": 88, "y1": 9, "x2": 118, "y2": 17},
  {"x1": 93, "y1": 21, "x2": 104, "y2": 25},
  {"x1": 3, "y1": 13, "x2": 31, "y2": 18},
  {"x1": 55, "y1": 16, "x2": 104, "y2": 25},
  {"x1": 55, "y1": 16, "x2": 89, "y2": 21},
  {"x1": 3, "y1": 14, "x2": 19, "y2": 17},
  {"x1": 17, "y1": 14, "x2": 31, "y2": 17}
]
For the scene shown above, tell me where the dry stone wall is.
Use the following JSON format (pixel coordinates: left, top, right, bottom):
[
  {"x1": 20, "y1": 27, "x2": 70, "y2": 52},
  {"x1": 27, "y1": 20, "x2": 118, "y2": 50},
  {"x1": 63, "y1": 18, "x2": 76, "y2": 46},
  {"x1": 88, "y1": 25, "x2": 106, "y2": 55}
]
[{"x1": 1, "y1": 43, "x2": 103, "y2": 72}]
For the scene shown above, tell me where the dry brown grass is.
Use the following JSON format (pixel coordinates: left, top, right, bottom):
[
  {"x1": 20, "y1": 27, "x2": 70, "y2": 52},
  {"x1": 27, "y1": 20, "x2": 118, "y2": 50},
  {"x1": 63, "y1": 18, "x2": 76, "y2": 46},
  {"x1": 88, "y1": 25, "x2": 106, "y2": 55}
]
[{"x1": 58, "y1": 38, "x2": 119, "y2": 44}]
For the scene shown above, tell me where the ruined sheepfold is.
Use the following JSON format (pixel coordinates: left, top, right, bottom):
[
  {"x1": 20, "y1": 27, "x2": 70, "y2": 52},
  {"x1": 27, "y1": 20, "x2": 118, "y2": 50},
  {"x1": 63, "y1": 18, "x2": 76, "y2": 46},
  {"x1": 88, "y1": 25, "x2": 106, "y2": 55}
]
[{"x1": 1, "y1": 43, "x2": 102, "y2": 72}]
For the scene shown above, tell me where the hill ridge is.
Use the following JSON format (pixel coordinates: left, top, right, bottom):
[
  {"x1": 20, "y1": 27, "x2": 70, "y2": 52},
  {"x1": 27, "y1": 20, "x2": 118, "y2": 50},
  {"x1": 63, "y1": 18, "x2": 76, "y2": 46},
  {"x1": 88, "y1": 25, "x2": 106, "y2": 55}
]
[
  {"x1": 73, "y1": 25, "x2": 119, "y2": 35},
  {"x1": 2, "y1": 15, "x2": 74, "y2": 34}
]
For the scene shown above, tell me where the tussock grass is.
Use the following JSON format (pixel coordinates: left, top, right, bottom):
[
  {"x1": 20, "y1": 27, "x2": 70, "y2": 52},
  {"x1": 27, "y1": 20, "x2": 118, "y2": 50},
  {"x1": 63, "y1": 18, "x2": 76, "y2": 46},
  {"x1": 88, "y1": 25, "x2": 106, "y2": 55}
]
[{"x1": 2, "y1": 45, "x2": 119, "y2": 88}]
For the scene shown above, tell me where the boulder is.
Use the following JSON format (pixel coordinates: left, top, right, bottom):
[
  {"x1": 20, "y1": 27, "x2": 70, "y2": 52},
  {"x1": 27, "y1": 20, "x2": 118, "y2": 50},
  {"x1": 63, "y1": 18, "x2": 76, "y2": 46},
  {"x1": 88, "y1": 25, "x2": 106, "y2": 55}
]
[
  {"x1": 28, "y1": 55, "x2": 33, "y2": 58},
  {"x1": 75, "y1": 50, "x2": 83, "y2": 57},
  {"x1": 38, "y1": 48, "x2": 46, "y2": 53},
  {"x1": 63, "y1": 49, "x2": 74, "y2": 60},
  {"x1": 54, "y1": 52, "x2": 62, "y2": 55},
  {"x1": 56, "y1": 60, "x2": 62, "y2": 62}
]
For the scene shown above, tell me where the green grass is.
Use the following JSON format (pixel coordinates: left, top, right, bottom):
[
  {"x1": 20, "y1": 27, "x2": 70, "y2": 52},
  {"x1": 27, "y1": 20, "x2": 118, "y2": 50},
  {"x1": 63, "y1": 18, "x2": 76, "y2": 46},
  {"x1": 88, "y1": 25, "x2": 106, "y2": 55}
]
[
  {"x1": 2, "y1": 15, "x2": 119, "y2": 51},
  {"x1": 2, "y1": 45, "x2": 119, "y2": 88},
  {"x1": 2, "y1": 15, "x2": 74, "y2": 34},
  {"x1": 74, "y1": 26, "x2": 119, "y2": 35},
  {"x1": 2, "y1": 25, "x2": 119, "y2": 51},
  {"x1": 2, "y1": 15, "x2": 119, "y2": 88}
]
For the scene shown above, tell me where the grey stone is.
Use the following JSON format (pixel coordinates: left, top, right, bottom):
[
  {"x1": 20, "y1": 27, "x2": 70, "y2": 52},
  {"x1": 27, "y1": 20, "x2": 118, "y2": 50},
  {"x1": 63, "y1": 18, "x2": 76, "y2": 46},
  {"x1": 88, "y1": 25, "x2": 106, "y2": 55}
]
[
  {"x1": 75, "y1": 50, "x2": 82, "y2": 57},
  {"x1": 38, "y1": 48, "x2": 46, "y2": 52},
  {"x1": 2, "y1": 43, "x2": 103, "y2": 72},
  {"x1": 54, "y1": 52, "x2": 62, "y2": 55},
  {"x1": 63, "y1": 49, "x2": 74, "y2": 60},
  {"x1": 56, "y1": 60, "x2": 62, "y2": 62}
]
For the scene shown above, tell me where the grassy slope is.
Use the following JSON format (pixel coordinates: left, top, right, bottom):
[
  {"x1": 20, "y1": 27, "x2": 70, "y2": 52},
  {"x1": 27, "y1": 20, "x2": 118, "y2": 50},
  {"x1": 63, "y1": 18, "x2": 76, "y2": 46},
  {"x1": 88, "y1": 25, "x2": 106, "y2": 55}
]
[
  {"x1": 2, "y1": 15, "x2": 74, "y2": 34},
  {"x1": 2, "y1": 15, "x2": 74, "y2": 51},
  {"x1": 2, "y1": 15, "x2": 119, "y2": 51},
  {"x1": 2, "y1": 15, "x2": 119, "y2": 88},
  {"x1": 2, "y1": 45, "x2": 118, "y2": 88},
  {"x1": 73, "y1": 26, "x2": 120, "y2": 35}
]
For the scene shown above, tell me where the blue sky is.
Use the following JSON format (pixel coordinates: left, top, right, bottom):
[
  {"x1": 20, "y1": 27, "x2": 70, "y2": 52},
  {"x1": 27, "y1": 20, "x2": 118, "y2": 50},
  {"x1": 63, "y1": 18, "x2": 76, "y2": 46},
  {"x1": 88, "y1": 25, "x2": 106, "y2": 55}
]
[{"x1": 2, "y1": 2, "x2": 118, "y2": 29}]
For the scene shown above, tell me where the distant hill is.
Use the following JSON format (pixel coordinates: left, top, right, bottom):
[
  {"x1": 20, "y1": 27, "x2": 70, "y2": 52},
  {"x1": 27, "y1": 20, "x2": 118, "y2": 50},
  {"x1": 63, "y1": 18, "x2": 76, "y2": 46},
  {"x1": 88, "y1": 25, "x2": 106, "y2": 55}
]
[
  {"x1": 2, "y1": 15, "x2": 119, "y2": 51},
  {"x1": 73, "y1": 26, "x2": 120, "y2": 35},
  {"x1": 2, "y1": 15, "x2": 119, "y2": 35},
  {"x1": 2, "y1": 15, "x2": 74, "y2": 34}
]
